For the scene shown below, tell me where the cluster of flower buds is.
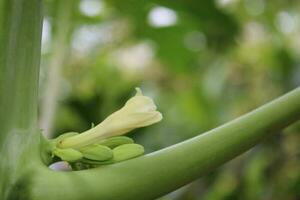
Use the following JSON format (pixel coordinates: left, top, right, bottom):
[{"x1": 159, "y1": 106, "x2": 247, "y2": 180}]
[{"x1": 50, "y1": 88, "x2": 162, "y2": 170}]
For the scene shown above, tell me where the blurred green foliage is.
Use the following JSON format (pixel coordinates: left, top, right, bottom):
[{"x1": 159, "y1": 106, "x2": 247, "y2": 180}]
[{"x1": 40, "y1": 0, "x2": 300, "y2": 199}]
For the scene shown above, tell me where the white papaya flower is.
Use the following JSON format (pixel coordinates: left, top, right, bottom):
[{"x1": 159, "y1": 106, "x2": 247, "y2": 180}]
[{"x1": 59, "y1": 88, "x2": 162, "y2": 149}]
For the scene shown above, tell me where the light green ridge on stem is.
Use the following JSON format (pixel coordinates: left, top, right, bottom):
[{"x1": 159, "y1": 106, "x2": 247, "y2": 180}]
[{"x1": 32, "y1": 87, "x2": 300, "y2": 200}]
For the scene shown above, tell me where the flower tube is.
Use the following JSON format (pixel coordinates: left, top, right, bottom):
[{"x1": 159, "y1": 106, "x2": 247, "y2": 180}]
[{"x1": 58, "y1": 88, "x2": 162, "y2": 149}]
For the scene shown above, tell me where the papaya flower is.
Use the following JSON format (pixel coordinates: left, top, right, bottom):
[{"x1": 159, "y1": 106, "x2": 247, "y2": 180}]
[{"x1": 58, "y1": 88, "x2": 162, "y2": 149}]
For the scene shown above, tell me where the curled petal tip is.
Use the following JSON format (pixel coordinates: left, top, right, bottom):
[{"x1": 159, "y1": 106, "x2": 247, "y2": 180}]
[
  {"x1": 135, "y1": 87, "x2": 143, "y2": 96},
  {"x1": 157, "y1": 112, "x2": 163, "y2": 121}
]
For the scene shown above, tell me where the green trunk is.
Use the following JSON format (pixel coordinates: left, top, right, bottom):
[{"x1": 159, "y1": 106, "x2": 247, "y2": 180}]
[{"x1": 0, "y1": 0, "x2": 42, "y2": 199}]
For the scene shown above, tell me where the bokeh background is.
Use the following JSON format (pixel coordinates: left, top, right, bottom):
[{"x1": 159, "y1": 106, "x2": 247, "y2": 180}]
[{"x1": 39, "y1": 0, "x2": 300, "y2": 199}]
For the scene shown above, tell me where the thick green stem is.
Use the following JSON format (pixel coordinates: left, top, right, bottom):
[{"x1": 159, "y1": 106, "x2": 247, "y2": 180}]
[
  {"x1": 0, "y1": 0, "x2": 42, "y2": 199},
  {"x1": 32, "y1": 87, "x2": 300, "y2": 200},
  {"x1": 0, "y1": 0, "x2": 41, "y2": 136}
]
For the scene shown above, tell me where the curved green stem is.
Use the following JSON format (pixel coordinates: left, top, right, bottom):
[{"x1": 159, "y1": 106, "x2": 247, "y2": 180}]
[{"x1": 32, "y1": 87, "x2": 300, "y2": 200}]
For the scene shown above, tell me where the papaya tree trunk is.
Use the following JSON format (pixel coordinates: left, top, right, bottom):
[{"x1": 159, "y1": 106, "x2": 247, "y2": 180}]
[{"x1": 0, "y1": 0, "x2": 42, "y2": 199}]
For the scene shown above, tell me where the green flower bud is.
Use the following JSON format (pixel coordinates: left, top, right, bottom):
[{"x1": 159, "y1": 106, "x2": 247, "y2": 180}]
[
  {"x1": 81, "y1": 158, "x2": 114, "y2": 165},
  {"x1": 53, "y1": 132, "x2": 79, "y2": 144},
  {"x1": 79, "y1": 145, "x2": 113, "y2": 161},
  {"x1": 53, "y1": 148, "x2": 83, "y2": 162},
  {"x1": 113, "y1": 143, "x2": 144, "y2": 162},
  {"x1": 98, "y1": 136, "x2": 134, "y2": 149}
]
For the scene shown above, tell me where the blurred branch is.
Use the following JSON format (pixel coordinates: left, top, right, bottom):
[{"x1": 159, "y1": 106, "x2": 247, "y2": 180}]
[
  {"x1": 33, "y1": 87, "x2": 300, "y2": 200},
  {"x1": 40, "y1": 0, "x2": 74, "y2": 138}
]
